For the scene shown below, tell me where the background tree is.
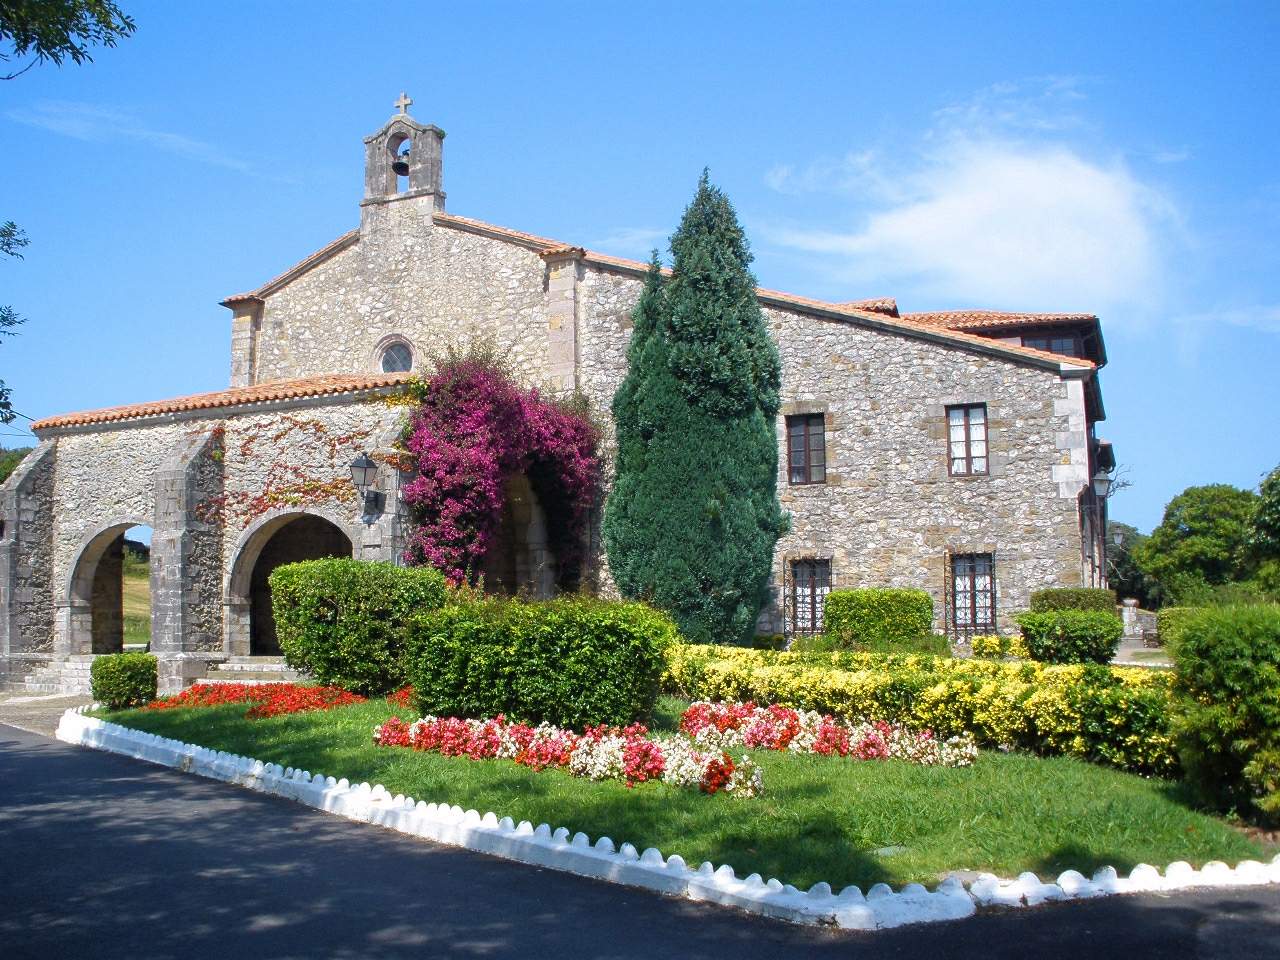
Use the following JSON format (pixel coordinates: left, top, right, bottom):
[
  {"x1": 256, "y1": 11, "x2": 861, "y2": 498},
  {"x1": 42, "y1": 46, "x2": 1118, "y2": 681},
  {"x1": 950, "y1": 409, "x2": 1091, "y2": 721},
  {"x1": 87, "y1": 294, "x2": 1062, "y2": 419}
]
[
  {"x1": 0, "y1": 445, "x2": 32, "y2": 483},
  {"x1": 1105, "y1": 520, "x2": 1160, "y2": 608},
  {"x1": 1252, "y1": 463, "x2": 1280, "y2": 562},
  {"x1": 0, "y1": 220, "x2": 29, "y2": 423},
  {"x1": 1, "y1": 0, "x2": 135, "y2": 78},
  {"x1": 1134, "y1": 484, "x2": 1260, "y2": 604},
  {"x1": 605, "y1": 173, "x2": 785, "y2": 645}
]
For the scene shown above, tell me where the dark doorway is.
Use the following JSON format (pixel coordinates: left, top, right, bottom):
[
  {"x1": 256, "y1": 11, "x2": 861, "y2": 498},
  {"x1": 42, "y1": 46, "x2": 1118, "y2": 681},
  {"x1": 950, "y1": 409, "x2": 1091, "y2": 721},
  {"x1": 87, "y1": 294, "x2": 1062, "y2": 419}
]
[{"x1": 249, "y1": 515, "x2": 352, "y2": 655}]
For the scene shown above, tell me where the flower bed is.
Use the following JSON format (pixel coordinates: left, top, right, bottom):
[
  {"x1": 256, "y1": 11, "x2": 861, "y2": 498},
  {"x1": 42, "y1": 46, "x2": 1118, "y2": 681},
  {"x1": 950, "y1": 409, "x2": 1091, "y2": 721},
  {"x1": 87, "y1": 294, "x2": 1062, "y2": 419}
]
[
  {"x1": 679, "y1": 701, "x2": 979, "y2": 767},
  {"x1": 373, "y1": 714, "x2": 762, "y2": 797},
  {"x1": 146, "y1": 682, "x2": 365, "y2": 719}
]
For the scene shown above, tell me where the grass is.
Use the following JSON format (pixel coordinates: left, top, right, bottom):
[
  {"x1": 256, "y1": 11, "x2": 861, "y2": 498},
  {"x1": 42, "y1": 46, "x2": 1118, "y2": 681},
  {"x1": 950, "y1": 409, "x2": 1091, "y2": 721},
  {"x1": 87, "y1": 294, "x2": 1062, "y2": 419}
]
[
  {"x1": 98, "y1": 694, "x2": 1272, "y2": 890},
  {"x1": 123, "y1": 566, "x2": 150, "y2": 647}
]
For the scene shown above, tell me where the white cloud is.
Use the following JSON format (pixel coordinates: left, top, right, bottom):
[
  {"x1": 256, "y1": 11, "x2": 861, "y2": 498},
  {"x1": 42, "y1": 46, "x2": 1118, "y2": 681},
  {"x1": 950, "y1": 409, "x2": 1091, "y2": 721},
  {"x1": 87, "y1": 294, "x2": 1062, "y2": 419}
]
[
  {"x1": 770, "y1": 140, "x2": 1178, "y2": 318},
  {"x1": 586, "y1": 227, "x2": 667, "y2": 260},
  {"x1": 6, "y1": 100, "x2": 253, "y2": 173},
  {"x1": 1175, "y1": 305, "x2": 1280, "y2": 335}
]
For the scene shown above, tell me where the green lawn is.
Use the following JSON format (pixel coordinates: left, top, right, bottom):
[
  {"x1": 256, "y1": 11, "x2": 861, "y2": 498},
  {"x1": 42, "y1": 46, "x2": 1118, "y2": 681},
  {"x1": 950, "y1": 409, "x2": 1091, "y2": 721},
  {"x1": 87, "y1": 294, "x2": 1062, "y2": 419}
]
[
  {"x1": 99, "y1": 695, "x2": 1271, "y2": 890},
  {"x1": 123, "y1": 568, "x2": 150, "y2": 647}
]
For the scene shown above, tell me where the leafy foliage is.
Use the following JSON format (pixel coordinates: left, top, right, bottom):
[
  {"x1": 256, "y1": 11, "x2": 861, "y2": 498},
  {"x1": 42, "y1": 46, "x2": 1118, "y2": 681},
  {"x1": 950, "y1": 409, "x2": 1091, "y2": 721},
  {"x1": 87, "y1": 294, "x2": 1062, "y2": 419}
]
[
  {"x1": 662, "y1": 643, "x2": 1177, "y2": 776},
  {"x1": 89, "y1": 651, "x2": 156, "y2": 709},
  {"x1": 1028, "y1": 587, "x2": 1117, "y2": 612},
  {"x1": 1, "y1": 0, "x2": 136, "y2": 78},
  {"x1": 270, "y1": 558, "x2": 448, "y2": 695},
  {"x1": 0, "y1": 445, "x2": 30, "y2": 483},
  {"x1": 0, "y1": 221, "x2": 29, "y2": 423},
  {"x1": 1015, "y1": 610, "x2": 1124, "y2": 664},
  {"x1": 821, "y1": 588, "x2": 940, "y2": 653},
  {"x1": 406, "y1": 596, "x2": 678, "y2": 728},
  {"x1": 1169, "y1": 604, "x2": 1280, "y2": 821},
  {"x1": 1105, "y1": 521, "x2": 1161, "y2": 608},
  {"x1": 1134, "y1": 484, "x2": 1260, "y2": 603},
  {"x1": 399, "y1": 356, "x2": 600, "y2": 587},
  {"x1": 1252, "y1": 463, "x2": 1280, "y2": 562},
  {"x1": 604, "y1": 174, "x2": 785, "y2": 645}
]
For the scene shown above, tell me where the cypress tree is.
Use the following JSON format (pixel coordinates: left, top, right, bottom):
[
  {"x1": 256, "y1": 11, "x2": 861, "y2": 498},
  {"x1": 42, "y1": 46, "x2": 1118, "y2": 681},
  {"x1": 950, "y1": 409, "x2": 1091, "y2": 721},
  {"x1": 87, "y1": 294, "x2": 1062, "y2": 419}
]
[{"x1": 604, "y1": 173, "x2": 784, "y2": 645}]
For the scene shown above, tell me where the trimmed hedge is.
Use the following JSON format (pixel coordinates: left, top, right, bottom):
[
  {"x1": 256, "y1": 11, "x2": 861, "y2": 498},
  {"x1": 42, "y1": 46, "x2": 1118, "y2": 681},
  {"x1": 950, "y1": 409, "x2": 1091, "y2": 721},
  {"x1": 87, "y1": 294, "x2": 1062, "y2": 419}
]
[
  {"x1": 1029, "y1": 587, "x2": 1118, "y2": 612},
  {"x1": 1157, "y1": 606, "x2": 1200, "y2": 646},
  {"x1": 822, "y1": 588, "x2": 938, "y2": 653},
  {"x1": 1015, "y1": 610, "x2": 1124, "y2": 664},
  {"x1": 1170, "y1": 605, "x2": 1280, "y2": 820},
  {"x1": 662, "y1": 643, "x2": 1175, "y2": 776},
  {"x1": 91, "y1": 652, "x2": 157, "y2": 709},
  {"x1": 406, "y1": 596, "x2": 678, "y2": 728},
  {"x1": 271, "y1": 558, "x2": 449, "y2": 695}
]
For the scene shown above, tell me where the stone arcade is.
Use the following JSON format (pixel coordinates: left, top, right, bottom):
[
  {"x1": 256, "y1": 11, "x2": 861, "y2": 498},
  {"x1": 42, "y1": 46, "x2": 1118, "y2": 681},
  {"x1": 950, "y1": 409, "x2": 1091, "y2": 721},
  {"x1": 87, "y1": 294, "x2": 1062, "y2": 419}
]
[{"x1": 0, "y1": 100, "x2": 1114, "y2": 693}]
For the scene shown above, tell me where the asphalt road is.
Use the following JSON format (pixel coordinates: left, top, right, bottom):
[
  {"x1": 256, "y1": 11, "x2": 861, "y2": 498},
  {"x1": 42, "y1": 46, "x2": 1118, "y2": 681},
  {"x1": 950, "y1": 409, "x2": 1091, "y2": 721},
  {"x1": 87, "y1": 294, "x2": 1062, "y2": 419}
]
[{"x1": 2, "y1": 723, "x2": 1278, "y2": 960}]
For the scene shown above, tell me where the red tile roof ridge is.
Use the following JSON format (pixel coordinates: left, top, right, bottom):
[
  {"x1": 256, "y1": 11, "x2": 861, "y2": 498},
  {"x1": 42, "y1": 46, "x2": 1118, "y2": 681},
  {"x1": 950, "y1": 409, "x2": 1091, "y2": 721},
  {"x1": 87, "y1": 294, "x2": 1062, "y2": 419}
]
[
  {"x1": 903, "y1": 309, "x2": 1099, "y2": 330},
  {"x1": 31, "y1": 372, "x2": 414, "y2": 432}
]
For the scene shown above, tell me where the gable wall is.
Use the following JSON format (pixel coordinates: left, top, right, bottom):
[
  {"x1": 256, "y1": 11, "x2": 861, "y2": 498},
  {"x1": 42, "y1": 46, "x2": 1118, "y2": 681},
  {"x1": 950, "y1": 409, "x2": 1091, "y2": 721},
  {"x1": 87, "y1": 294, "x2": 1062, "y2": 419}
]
[{"x1": 251, "y1": 200, "x2": 555, "y2": 389}]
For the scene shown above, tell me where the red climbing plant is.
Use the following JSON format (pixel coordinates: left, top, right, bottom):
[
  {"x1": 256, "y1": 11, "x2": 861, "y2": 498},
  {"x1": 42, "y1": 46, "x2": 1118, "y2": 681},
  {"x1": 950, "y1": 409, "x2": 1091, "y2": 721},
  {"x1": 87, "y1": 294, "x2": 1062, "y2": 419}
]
[{"x1": 399, "y1": 357, "x2": 601, "y2": 586}]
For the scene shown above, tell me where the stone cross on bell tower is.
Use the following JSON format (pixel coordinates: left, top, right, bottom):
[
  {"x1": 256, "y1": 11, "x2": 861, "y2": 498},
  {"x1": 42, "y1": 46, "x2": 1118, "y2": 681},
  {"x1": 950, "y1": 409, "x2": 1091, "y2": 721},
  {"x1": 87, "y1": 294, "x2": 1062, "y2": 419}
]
[{"x1": 361, "y1": 93, "x2": 446, "y2": 210}]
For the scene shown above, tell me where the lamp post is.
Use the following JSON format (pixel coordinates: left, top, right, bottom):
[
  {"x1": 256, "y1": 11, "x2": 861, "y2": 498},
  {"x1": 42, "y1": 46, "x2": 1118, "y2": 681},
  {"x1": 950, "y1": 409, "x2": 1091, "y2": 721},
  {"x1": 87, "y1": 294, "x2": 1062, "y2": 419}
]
[{"x1": 349, "y1": 452, "x2": 381, "y2": 522}]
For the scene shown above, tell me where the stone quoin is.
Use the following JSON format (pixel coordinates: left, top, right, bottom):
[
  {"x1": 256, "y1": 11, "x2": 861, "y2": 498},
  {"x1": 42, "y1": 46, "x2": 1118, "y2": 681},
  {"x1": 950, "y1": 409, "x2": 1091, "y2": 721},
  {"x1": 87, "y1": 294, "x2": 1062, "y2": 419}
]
[{"x1": 0, "y1": 97, "x2": 1115, "y2": 692}]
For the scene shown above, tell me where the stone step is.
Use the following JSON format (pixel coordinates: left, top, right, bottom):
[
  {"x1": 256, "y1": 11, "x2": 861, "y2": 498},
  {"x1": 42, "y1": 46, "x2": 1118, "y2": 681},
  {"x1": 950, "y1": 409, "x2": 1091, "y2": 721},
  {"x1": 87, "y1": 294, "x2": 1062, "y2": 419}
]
[{"x1": 214, "y1": 660, "x2": 292, "y2": 672}]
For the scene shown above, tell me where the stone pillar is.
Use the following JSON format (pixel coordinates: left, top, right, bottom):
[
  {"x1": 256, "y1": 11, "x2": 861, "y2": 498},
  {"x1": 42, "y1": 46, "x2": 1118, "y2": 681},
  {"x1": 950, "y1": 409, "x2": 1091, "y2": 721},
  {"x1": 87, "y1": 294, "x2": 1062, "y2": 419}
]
[
  {"x1": 357, "y1": 448, "x2": 406, "y2": 564},
  {"x1": 151, "y1": 427, "x2": 225, "y2": 692},
  {"x1": 0, "y1": 441, "x2": 56, "y2": 688},
  {"x1": 229, "y1": 302, "x2": 261, "y2": 388},
  {"x1": 543, "y1": 249, "x2": 582, "y2": 395}
]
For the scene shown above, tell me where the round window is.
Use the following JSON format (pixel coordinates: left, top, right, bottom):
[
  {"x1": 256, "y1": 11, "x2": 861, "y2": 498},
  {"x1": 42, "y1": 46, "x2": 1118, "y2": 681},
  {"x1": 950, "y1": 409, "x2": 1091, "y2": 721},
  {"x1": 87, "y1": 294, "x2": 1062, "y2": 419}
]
[{"x1": 381, "y1": 342, "x2": 413, "y2": 373}]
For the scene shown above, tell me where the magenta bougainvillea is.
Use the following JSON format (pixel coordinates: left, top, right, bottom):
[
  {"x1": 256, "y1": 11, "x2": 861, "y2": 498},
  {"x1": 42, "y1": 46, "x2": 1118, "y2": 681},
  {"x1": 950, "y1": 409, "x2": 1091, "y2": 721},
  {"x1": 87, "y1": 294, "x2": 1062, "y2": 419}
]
[{"x1": 399, "y1": 359, "x2": 601, "y2": 586}]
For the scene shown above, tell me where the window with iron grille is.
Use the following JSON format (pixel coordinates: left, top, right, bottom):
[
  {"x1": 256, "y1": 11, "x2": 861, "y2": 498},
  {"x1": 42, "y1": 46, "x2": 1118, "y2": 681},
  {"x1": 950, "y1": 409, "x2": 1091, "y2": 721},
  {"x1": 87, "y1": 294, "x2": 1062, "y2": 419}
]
[
  {"x1": 951, "y1": 553, "x2": 995, "y2": 636},
  {"x1": 946, "y1": 404, "x2": 988, "y2": 476},
  {"x1": 786, "y1": 414, "x2": 826, "y2": 485},
  {"x1": 789, "y1": 558, "x2": 831, "y2": 635}
]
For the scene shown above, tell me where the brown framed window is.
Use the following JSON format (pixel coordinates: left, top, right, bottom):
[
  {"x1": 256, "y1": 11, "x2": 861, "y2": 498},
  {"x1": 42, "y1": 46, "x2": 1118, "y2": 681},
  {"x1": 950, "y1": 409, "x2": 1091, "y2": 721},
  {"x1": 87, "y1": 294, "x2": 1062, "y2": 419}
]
[
  {"x1": 951, "y1": 553, "x2": 995, "y2": 636},
  {"x1": 1023, "y1": 335, "x2": 1082, "y2": 357},
  {"x1": 946, "y1": 404, "x2": 988, "y2": 476},
  {"x1": 786, "y1": 414, "x2": 826, "y2": 485},
  {"x1": 788, "y1": 558, "x2": 831, "y2": 635}
]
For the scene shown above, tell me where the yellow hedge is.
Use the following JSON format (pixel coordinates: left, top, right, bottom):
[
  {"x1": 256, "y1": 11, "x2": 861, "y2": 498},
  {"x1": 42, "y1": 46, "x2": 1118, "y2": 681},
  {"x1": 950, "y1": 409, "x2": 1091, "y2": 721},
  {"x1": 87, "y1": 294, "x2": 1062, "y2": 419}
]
[{"x1": 662, "y1": 644, "x2": 1176, "y2": 776}]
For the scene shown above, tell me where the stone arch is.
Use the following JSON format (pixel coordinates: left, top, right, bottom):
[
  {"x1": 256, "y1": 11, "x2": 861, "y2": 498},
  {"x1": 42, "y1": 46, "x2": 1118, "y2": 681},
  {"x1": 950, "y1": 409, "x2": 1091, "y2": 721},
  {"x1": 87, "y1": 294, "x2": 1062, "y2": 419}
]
[
  {"x1": 224, "y1": 508, "x2": 356, "y2": 657},
  {"x1": 480, "y1": 472, "x2": 556, "y2": 598},
  {"x1": 62, "y1": 518, "x2": 150, "y2": 656}
]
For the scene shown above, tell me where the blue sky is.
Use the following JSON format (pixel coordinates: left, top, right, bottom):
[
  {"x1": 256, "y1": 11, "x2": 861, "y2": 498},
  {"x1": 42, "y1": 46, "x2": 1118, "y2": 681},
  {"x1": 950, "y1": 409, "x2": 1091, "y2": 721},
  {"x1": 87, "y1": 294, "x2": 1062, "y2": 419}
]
[{"x1": 1, "y1": 2, "x2": 1277, "y2": 533}]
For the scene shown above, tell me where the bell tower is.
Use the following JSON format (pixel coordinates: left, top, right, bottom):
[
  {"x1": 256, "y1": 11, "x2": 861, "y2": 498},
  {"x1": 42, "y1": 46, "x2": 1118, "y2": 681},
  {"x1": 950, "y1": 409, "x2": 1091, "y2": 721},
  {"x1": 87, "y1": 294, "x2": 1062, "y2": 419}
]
[{"x1": 361, "y1": 92, "x2": 446, "y2": 209}]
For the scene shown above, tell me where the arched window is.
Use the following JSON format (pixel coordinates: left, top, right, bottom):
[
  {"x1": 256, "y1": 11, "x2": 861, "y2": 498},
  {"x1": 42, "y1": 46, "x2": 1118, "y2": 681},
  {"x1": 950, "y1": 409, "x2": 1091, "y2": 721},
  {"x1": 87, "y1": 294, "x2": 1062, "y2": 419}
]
[{"x1": 381, "y1": 340, "x2": 413, "y2": 373}]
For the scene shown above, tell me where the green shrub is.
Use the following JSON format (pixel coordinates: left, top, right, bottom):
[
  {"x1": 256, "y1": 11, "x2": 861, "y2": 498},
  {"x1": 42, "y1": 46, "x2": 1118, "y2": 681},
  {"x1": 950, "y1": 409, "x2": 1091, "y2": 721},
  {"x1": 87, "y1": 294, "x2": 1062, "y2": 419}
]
[
  {"x1": 661, "y1": 643, "x2": 1176, "y2": 776},
  {"x1": 823, "y1": 588, "x2": 936, "y2": 652},
  {"x1": 1015, "y1": 610, "x2": 1124, "y2": 664},
  {"x1": 91, "y1": 652, "x2": 157, "y2": 709},
  {"x1": 407, "y1": 596, "x2": 678, "y2": 728},
  {"x1": 271, "y1": 558, "x2": 448, "y2": 695},
  {"x1": 1170, "y1": 605, "x2": 1280, "y2": 820},
  {"x1": 1157, "y1": 606, "x2": 1200, "y2": 646},
  {"x1": 971, "y1": 633, "x2": 1030, "y2": 659},
  {"x1": 1029, "y1": 587, "x2": 1117, "y2": 612},
  {"x1": 749, "y1": 633, "x2": 788, "y2": 651}
]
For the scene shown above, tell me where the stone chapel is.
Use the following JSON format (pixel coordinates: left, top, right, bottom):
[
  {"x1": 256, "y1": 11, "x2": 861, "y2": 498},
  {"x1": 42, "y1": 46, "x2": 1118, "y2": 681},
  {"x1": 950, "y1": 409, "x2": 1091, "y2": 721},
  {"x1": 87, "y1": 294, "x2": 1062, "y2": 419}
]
[{"x1": 0, "y1": 99, "x2": 1114, "y2": 693}]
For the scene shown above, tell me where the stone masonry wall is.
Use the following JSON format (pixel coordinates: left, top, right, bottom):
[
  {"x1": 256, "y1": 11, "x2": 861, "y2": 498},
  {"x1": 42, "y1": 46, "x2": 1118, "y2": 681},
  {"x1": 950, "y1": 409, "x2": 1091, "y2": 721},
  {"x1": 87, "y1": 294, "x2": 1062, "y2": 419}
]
[
  {"x1": 249, "y1": 199, "x2": 556, "y2": 391},
  {"x1": 1, "y1": 442, "x2": 57, "y2": 661}
]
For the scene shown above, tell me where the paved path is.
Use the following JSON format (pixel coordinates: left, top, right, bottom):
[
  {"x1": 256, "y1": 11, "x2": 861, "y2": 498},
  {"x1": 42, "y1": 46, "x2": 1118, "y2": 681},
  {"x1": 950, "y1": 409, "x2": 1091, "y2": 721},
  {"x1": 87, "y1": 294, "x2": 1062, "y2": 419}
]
[
  {"x1": 0, "y1": 692, "x2": 92, "y2": 736},
  {"x1": 2, "y1": 723, "x2": 1277, "y2": 959}
]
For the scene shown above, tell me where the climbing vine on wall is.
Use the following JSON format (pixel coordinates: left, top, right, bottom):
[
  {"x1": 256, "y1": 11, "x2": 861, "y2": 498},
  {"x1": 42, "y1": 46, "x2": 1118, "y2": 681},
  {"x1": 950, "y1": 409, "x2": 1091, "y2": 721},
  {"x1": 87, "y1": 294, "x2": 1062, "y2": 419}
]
[{"x1": 399, "y1": 358, "x2": 601, "y2": 587}]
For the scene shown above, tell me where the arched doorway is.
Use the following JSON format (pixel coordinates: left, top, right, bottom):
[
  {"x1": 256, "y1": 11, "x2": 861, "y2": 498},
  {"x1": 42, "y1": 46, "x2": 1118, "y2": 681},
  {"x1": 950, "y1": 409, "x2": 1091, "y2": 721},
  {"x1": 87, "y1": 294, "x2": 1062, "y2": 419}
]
[
  {"x1": 480, "y1": 473, "x2": 556, "y2": 599},
  {"x1": 245, "y1": 515, "x2": 353, "y2": 655},
  {"x1": 66, "y1": 522, "x2": 153, "y2": 655}
]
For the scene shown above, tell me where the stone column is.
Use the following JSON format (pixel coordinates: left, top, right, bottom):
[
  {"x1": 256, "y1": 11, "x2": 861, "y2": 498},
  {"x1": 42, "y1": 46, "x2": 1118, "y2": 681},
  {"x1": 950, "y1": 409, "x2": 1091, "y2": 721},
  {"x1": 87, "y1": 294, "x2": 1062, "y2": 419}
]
[
  {"x1": 151, "y1": 427, "x2": 225, "y2": 693},
  {"x1": 543, "y1": 249, "x2": 582, "y2": 395},
  {"x1": 0, "y1": 441, "x2": 56, "y2": 688},
  {"x1": 229, "y1": 302, "x2": 261, "y2": 388}
]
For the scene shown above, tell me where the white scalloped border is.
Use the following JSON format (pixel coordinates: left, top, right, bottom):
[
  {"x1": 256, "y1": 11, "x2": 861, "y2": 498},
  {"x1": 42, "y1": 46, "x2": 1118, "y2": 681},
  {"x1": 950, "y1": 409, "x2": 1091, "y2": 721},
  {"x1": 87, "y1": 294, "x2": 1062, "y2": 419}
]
[{"x1": 55, "y1": 707, "x2": 1280, "y2": 930}]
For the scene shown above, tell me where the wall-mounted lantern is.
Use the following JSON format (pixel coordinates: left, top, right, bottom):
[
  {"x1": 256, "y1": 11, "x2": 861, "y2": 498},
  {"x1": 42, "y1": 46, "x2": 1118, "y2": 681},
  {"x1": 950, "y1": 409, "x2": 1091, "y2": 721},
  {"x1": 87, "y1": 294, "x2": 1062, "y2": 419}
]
[
  {"x1": 350, "y1": 452, "x2": 382, "y2": 522},
  {"x1": 1091, "y1": 469, "x2": 1113, "y2": 500}
]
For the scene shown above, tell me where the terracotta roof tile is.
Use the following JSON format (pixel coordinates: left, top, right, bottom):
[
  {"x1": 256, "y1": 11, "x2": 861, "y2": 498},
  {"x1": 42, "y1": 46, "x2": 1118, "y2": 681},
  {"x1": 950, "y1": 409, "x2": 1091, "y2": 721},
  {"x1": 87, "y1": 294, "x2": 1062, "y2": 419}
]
[
  {"x1": 32, "y1": 373, "x2": 413, "y2": 431},
  {"x1": 840, "y1": 297, "x2": 899, "y2": 317},
  {"x1": 902, "y1": 310, "x2": 1098, "y2": 331}
]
